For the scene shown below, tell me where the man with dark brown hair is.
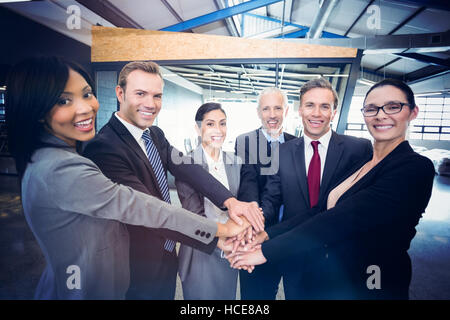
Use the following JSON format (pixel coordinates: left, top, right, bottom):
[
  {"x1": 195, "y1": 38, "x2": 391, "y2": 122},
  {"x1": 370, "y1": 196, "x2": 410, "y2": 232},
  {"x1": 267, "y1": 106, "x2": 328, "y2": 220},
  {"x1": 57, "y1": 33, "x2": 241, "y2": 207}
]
[{"x1": 84, "y1": 61, "x2": 263, "y2": 299}]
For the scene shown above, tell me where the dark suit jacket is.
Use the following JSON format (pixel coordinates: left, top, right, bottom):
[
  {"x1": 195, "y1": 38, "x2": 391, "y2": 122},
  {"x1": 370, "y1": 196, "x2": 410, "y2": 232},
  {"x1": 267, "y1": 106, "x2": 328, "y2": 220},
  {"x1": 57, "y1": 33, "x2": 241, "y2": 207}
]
[
  {"x1": 261, "y1": 131, "x2": 373, "y2": 226},
  {"x1": 235, "y1": 128, "x2": 296, "y2": 205},
  {"x1": 83, "y1": 114, "x2": 233, "y2": 298},
  {"x1": 262, "y1": 141, "x2": 435, "y2": 299},
  {"x1": 259, "y1": 131, "x2": 372, "y2": 299}
]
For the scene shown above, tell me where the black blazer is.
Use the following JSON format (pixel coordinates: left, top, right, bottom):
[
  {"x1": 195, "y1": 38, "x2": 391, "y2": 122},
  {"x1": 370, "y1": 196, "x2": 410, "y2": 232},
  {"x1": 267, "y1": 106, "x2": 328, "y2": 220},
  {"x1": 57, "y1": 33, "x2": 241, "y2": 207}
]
[
  {"x1": 83, "y1": 114, "x2": 233, "y2": 297},
  {"x1": 261, "y1": 131, "x2": 373, "y2": 226},
  {"x1": 262, "y1": 141, "x2": 435, "y2": 299},
  {"x1": 235, "y1": 128, "x2": 296, "y2": 205}
]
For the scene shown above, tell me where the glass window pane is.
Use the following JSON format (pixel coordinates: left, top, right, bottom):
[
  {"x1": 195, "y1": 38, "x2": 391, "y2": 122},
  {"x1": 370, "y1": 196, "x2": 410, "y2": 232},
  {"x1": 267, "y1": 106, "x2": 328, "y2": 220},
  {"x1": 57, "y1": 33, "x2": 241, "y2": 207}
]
[
  {"x1": 410, "y1": 132, "x2": 422, "y2": 139},
  {"x1": 347, "y1": 124, "x2": 363, "y2": 130},
  {"x1": 427, "y1": 97, "x2": 444, "y2": 104},
  {"x1": 424, "y1": 119, "x2": 441, "y2": 126},
  {"x1": 416, "y1": 109, "x2": 425, "y2": 118},
  {"x1": 426, "y1": 105, "x2": 443, "y2": 112},
  {"x1": 415, "y1": 97, "x2": 427, "y2": 105},
  {"x1": 424, "y1": 112, "x2": 442, "y2": 119},
  {"x1": 423, "y1": 133, "x2": 440, "y2": 140},
  {"x1": 424, "y1": 127, "x2": 440, "y2": 133},
  {"x1": 409, "y1": 95, "x2": 450, "y2": 141},
  {"x1": 345, "y1": 130, "x2": 363, "y2": 138}
]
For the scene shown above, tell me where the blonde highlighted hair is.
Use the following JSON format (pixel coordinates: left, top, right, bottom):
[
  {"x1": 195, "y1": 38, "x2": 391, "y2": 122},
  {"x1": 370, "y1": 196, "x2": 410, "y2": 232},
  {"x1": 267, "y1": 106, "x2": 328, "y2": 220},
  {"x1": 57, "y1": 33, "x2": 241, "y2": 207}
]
[{"x1": 118, "y1": 61, "x2": 163, "y2": 91}]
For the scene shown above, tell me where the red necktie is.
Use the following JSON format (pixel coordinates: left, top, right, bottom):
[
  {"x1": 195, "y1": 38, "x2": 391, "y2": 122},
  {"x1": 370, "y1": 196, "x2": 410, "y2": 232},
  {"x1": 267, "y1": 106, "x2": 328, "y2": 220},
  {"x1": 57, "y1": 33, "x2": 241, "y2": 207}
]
[{"x1": 307, "y1": 141, "x2": 321, "y2": 208}]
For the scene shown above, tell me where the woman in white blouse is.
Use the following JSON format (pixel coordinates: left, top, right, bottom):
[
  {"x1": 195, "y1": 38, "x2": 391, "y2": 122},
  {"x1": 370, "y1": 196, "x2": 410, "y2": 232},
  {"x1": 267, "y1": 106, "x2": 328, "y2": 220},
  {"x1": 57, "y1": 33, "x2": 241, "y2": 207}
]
[{"x1": 175, "y1": 102, "x2": 242, "y2": 299}]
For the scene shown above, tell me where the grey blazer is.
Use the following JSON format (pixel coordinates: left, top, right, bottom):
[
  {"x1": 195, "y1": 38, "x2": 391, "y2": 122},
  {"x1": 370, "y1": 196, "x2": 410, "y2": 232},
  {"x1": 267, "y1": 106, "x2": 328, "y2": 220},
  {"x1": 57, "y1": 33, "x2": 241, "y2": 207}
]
[
  {"x1": 175, "y1": 147, "x2": 241, "y2": 299},
  {"x1": 21, "y1": 134, "x2": 217, "y2": 300}
]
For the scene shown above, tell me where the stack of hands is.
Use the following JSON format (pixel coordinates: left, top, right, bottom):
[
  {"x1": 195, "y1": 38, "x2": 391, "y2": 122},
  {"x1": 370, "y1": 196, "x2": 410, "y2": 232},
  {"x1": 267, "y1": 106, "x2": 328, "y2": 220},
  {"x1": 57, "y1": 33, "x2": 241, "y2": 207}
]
[{"x1": 218, "y1": 198, "x2": 270, "y2": 273}]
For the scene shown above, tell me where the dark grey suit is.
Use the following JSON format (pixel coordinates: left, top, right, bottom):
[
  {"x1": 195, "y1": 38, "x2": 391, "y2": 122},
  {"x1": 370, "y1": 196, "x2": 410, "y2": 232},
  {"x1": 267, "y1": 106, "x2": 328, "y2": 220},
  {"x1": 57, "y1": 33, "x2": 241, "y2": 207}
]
[
  {"x1": 234, "y1": 128, "x2": 296, "y2": 299},
  {"x1": 261, "y1": 131, "x2": 373, "y2": 298},
  {"x1": 22, "y1": 134, "x2": 217, "y2": 299},
  {"x1": 175, "y1": 147, "x2": 241, "y2": 299}
]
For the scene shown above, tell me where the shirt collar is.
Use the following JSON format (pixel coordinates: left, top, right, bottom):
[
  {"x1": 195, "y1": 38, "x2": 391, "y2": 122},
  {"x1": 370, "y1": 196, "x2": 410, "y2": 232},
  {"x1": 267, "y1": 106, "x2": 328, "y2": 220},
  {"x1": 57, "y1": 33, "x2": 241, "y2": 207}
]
[
  {"x1": 304, "y1": 127, "x2": 332, "y2": 149},
  {"x1": 201, "y1": 145, "x2": 223, "y2": 165},
  {"x1": 260, "y1": 128, "x2": 285, "y2": 143},
  {"x1": 115, "y1": 112, "x2": 147, "y2": 142}
]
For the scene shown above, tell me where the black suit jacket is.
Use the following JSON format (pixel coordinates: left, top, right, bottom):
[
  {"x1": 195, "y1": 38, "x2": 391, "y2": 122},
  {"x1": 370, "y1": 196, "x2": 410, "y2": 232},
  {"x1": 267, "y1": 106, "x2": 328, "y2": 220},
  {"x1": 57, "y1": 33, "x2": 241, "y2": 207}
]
[
  {"x1": 83, "y1": 114, "x2": 233, "y2": 298},
  {"x1": 259, "y1": 131, "x2": 372, "y2": 299},
  {"x1": 261, "y1": 131, "x2": 373, "y2": 226},
  {"x1": 262, "y1": 141, "x2": 435, "y2": 299},
  {"x1": 235, "y1": 128, "x2": 296, "y2": 205}
]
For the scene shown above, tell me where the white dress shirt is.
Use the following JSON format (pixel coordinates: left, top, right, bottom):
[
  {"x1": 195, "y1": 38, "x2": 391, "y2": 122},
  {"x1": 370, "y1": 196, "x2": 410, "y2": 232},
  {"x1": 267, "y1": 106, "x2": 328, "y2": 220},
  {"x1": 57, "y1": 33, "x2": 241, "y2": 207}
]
[
  {"x1": 260, "y1": 128, "x2": 286, "y2": 144},
  {"x1": 202, "y1": 146, "x2": 230, "y2": 224},
  {"x1": 115, "y1": 112, "x2": 148, "y2": 156},
  {"x1": 304, "y1": 128, "x2": 332, "y2": 183}
]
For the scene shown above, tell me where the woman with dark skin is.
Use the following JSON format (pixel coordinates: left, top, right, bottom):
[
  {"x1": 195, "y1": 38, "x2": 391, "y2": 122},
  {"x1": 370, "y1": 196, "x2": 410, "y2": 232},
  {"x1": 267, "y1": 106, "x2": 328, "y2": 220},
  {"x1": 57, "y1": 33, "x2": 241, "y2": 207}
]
[{"x1": 5, "y1": 56, "x2": 248, "y2": 299}]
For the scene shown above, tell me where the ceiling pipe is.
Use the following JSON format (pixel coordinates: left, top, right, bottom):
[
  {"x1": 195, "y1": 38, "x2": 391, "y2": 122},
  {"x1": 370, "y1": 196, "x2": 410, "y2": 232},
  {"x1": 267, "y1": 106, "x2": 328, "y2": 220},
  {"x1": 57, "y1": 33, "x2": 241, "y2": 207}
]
[
  {"x1": 306, "y1": 0, "x2": 338, "y2": 39},
  {"x1": 214, "y1": 0, "x2": 240, "y2": 37}
]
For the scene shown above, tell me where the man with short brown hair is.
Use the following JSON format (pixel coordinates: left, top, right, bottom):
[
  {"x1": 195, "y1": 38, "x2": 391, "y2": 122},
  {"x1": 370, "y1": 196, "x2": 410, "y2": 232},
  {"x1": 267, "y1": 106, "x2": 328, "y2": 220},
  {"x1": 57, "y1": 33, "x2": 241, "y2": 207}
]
[{"x1": 84, "y1": 61, "x2": 263, "y2": 299}]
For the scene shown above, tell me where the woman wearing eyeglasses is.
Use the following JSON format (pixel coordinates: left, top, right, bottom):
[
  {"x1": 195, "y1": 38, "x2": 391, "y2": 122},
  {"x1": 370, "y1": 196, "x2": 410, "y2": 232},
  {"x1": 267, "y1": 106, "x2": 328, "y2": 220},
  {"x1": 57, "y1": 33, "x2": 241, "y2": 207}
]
[{"x1": 230, "y1": 79, "x2": 435, "y2": 299}]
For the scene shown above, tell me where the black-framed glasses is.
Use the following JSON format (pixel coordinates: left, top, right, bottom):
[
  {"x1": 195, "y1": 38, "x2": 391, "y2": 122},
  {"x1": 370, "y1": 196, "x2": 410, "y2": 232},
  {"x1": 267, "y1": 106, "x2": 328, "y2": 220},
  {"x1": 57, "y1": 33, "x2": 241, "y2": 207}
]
[{"x1": 361, "y1": 102, "x2": 411, "y2": 117}]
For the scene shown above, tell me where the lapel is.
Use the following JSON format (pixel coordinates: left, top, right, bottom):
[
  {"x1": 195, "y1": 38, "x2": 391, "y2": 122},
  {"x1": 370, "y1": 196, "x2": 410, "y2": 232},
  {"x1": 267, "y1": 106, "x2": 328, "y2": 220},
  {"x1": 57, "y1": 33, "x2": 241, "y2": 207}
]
[
  {"x1": 283, "y1": 131, "x2": 296, "y2": 142},
  {"x1": 337, "y1": 140, "x2": 412, "y2": 204},
  {"x1": 293, "y1": 137, "x2": 310, "y2": 206},
  {"x1": 257, "y1": 128, "x2": 274, "y2": 163},
  {"x1": 194, "y1": 146, "x2": 238, "y2": 196},
  {"x1": 319, "y1": 131, "x2": 344, "y2": 202},
  {"x1": 256, "y1": 128, "x2": 265, "y2": 162},
  {"x1": 223, "y1": 151, "x2": 239, "y2": 197},
  {"x1": 107, "y1": 114, "x2": 162, "y2": 197},
  {"x1": 192, "y1": 146, "x2": 208, "y2": 170}
]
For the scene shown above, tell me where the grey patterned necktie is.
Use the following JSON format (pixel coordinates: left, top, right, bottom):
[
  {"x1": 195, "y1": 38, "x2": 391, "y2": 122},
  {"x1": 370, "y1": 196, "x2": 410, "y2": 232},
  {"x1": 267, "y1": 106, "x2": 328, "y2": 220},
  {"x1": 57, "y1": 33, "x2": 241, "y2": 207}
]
[{"x1": 142, "y1": 130, "x2": 176, "y2": 252}]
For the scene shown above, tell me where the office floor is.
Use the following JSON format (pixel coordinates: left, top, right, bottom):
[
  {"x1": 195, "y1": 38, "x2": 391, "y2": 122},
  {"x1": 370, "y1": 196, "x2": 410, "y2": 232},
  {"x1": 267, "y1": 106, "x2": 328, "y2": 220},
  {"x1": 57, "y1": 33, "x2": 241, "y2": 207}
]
[{"x1": 0, "y1": 176, "x2": 448, "y2": 300}]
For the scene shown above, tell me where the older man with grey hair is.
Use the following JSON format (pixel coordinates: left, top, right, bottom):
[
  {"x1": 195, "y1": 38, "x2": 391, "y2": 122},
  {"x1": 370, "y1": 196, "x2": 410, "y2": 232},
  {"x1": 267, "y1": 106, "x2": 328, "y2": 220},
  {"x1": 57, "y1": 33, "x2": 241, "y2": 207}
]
[{"x1": 235, "y1": 86, "x2": 296, "y2": 300}]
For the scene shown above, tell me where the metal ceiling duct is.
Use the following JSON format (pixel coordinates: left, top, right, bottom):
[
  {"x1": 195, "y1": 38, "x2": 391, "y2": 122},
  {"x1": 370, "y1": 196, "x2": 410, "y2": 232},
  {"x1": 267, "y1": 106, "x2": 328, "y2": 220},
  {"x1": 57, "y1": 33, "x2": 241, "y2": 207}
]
[{"x1": 306, "y1": 0, "x2": 339, "y2": 39}]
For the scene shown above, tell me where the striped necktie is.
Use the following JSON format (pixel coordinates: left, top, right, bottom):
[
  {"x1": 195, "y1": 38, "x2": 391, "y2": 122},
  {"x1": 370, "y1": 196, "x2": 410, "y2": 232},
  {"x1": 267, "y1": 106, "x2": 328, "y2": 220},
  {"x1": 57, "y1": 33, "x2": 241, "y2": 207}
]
[{"x1": 142, "y1": 130, "x2": 176, "y2": 252}]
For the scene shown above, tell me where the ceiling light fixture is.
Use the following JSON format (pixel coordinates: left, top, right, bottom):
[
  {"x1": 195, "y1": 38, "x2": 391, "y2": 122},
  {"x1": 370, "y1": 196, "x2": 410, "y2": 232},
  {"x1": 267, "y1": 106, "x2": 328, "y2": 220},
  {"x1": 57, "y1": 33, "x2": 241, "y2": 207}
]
[
  {"x1": 357, "y1": 78, "x2": 376, "y2": 86},
  {"x1": 415, "y1": 92, "x2": 444, "y2": 97}
]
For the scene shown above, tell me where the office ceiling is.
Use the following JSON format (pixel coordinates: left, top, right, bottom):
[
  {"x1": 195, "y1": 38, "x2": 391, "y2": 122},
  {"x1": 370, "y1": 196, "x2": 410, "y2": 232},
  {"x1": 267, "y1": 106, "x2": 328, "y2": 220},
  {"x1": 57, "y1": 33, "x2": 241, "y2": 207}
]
[{"x1": 1, "y1": 0, "x2": 449, "y2": 95}]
